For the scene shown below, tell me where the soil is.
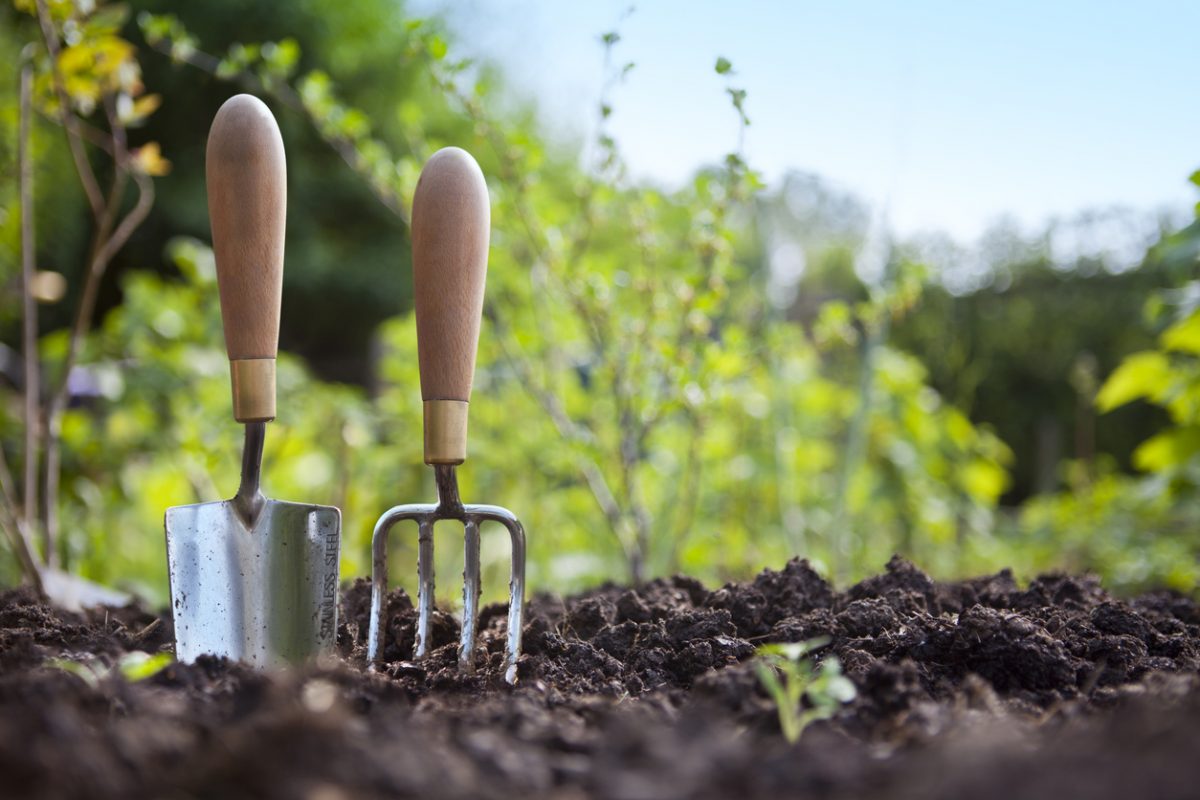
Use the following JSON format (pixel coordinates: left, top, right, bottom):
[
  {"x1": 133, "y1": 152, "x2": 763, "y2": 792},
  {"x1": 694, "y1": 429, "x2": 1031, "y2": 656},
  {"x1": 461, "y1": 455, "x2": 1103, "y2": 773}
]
[{"x1": 2, "y1": 555, "x2": 1199, "y2": 799}]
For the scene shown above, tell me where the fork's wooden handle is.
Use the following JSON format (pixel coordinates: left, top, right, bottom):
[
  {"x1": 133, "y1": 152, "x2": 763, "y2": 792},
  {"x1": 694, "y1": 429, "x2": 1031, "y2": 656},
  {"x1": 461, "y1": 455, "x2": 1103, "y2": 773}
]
[
  {"x1": 411, "y1": 147, "x2": 490, "y2": 464},
  {"x1": 206, "y1": 94, "x2": 286, "y2": 423}
]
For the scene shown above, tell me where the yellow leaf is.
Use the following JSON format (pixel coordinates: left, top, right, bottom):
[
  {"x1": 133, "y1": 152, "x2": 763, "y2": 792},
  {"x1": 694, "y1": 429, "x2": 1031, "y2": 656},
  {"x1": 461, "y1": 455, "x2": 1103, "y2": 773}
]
[
  {"x1": 131, "y1": 142, "x2": 171, "y2": 176},
  {"x1": 119, "y1": 93, "x2": 161, "y2": 125},
  {"x1": 960, "y1": 459, "x2": 1008, "y2": 503},
  {"x1": 132, "y1": 93, "x2": 161, "y2": 118}
]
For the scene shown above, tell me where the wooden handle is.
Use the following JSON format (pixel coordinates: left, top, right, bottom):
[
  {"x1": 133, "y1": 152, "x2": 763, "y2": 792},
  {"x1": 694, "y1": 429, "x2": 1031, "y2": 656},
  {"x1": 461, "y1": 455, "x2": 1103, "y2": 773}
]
[
  {"x1": 411, "y1": 147, "x2": 490, "y2": 464},
  {"x1": 206, "y1": 94, "x2": 286, "y2": 422}
]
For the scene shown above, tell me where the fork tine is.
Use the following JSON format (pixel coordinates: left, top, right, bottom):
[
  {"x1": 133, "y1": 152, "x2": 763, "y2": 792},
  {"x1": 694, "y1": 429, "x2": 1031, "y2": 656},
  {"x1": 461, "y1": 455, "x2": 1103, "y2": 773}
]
[
  {"x1": 501, "y1": 515, "x2": 526, "y2": 685},
  {"x1": 415, "y1": 518, "x2": 436, "y2": 659},
  {"x1": 367, "y1": 515, "x2": 389, "y2": 666},
  {"x1": 459, "y1": 519, "x2": 482, "y2": 672},
  {"x1": 368, "y1": 505, "x2": 432, "y2": 666},
  {"x1": 471, "y1": 506, "x2": 526, "y2": 684}
]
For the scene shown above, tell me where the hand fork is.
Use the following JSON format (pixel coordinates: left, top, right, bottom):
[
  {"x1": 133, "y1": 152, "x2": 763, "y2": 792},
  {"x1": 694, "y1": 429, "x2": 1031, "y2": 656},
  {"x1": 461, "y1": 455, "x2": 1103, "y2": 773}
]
[{"x1": 367, "y1": 147, "x2": 526, "y2": 684}]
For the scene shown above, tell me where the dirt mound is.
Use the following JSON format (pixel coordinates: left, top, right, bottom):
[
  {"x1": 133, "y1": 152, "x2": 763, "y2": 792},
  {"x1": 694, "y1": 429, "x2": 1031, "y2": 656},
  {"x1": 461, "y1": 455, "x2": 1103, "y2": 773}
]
[{"x1": 2, "y1": 557, "x2": 1199, "y2": 799}]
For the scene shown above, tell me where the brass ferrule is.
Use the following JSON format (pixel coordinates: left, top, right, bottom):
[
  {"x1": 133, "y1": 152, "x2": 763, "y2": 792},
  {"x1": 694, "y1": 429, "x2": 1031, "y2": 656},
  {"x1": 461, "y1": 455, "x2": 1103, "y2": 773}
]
[
  {"x1": 424, "y1": 400, "x2": 469, "y2": 464},
  {"x1": 230, "y1": 358, "x2": 276, "y2": 422}
]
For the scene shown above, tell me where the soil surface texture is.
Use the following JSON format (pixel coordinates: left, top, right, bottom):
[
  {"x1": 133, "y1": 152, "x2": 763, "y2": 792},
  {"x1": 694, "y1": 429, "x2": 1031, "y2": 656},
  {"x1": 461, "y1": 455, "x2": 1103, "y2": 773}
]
[{"x1": 2, "y1": 556, "x2": 1199, "y2": 799}]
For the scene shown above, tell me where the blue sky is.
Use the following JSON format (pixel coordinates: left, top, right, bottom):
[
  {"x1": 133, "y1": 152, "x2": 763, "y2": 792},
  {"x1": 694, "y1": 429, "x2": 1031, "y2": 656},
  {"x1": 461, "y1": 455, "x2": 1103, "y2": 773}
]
[{"x1": 415, "y1": 1, "x2": 1200, "y2": 241}]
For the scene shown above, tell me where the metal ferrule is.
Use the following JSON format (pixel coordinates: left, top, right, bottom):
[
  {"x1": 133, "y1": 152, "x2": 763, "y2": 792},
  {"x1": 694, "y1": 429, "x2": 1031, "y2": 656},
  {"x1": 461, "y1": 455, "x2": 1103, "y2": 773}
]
[
  {"x1": 231, "y1": 358, "x2": 276, "y2": 422},
  {"x1": 423, "y1": 400, "x2": 468, "y2": 464}
]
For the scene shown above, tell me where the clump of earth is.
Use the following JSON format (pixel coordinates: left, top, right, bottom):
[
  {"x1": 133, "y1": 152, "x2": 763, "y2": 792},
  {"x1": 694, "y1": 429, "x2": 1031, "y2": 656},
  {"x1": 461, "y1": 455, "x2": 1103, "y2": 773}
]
[{"x1": 2, "y1": 555, "x2": 1198, "y2": 799}]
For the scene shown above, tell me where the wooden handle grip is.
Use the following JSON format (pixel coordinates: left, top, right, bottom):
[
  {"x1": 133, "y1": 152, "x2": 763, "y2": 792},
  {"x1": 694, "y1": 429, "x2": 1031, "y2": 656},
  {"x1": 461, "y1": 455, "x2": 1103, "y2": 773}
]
[
  {"x1": 411, "y1": 147, "x2": 490, "y2": 463},
  {"x1": 206, "y1": 94, "x2": 286, "y2": 422}
]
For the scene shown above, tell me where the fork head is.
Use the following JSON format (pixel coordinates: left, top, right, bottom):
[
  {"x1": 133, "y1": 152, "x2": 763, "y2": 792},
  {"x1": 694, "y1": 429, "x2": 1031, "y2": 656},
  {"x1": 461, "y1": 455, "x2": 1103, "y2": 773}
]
[{"x1": 367, "y1": 464, "x2": 526, "y2": 685}]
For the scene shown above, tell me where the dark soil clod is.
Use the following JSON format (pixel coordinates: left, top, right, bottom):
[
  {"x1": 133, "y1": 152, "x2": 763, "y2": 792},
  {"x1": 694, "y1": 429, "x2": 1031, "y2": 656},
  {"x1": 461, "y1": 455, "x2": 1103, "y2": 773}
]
[{"x1": 2, "y1": 557, "x2": 1200, "y2": 799}]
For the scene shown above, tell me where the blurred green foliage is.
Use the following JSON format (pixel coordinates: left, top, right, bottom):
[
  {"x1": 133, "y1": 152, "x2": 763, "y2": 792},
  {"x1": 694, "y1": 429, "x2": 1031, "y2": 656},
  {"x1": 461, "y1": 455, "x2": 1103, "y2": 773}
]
[
  {"x1": 891, "y1": 230, "x2": 1179, "y2": 502},
  {"x1": 962, "y1": 196, "x2": 1200, "y2": 594},
  {"x1": 1, "y1": 0, "x2": 1198, "y2": 602}
]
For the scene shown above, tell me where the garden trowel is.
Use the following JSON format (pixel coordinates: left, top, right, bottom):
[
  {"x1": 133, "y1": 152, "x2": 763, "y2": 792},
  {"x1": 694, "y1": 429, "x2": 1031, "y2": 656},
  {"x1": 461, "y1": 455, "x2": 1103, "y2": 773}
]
[{"x1": 164, "y1": 95, "x2": 341, "y2": 668}]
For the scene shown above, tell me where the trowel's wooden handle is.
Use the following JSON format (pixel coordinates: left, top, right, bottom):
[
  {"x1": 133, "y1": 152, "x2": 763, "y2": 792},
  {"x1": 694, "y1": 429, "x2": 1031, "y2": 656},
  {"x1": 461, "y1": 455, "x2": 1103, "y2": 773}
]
[
  {"x1": 206, "y1": 94, "x2": 286, "y2": 423},
  {"x1": 411, "y1": 147, "x2": 490, "y2": 464}
]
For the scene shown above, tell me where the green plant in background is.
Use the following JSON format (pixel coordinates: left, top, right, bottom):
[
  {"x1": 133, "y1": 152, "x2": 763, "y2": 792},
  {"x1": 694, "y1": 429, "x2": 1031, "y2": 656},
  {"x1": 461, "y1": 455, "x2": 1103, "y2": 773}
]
[
  {"x1": 39, "y1": 237, "x2": 396, "y2": 598},
  {"x1": 754, "y1": 638, "x2": 856, "y2": 743},
  {"x1": 128, "y1": 13, "x2": 1015, "y2": 593},
  {"x1": 5, "y1": 0, "x2": 1197, "y2": 606},
  {"x1": 989, "y1": 174, "x2": 1200, "y2": 594},
  {"x1": 0, "y1": 1, "x2": 1019, "y2": 603},
  {"x1": 0, "y1": 0, "x2": 169, "y2": 593},
  {"x1": 889, "y1": 219, "x2": 1178, "y2": 502},
  {"x1": 139, "y1": 13, "x2": 770, "y2": 586}
]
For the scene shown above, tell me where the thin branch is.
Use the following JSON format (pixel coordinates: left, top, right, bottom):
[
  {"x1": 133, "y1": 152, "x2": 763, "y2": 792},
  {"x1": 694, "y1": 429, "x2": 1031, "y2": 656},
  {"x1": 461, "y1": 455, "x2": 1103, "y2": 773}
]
[
  {"x1": 486, "y1": 308, "x2": 638, "y2": 560},
  {"x1": 95, "y1": 172, "x2": 154, "y2": 270},
  {"x1": 664, "y1": 411, "x2": 704, "y2": 573},
  {"x1": 35, "y1": 109, "x2": 118, "y2": 157},
  {"x1": 34, "y1": 0, "x2": 104, "y2": 220},
  {"x1": 441, "y1": 71, "x2": 665, "y2": 577},
  {"x1": 33, "y1": 0, "x2": 152, "y2": 561},
  {"x1": 143, "y1": 37, "x2": 409, "y2": 222},
  {"x1": 0, "y1": 446, "x2": 44, "y2": 595},
  {"x1": 19, "y1": 62, "x2": 40, "y2": 542},
  {"x1": 43, "y1": 171, "x2": 154, "y2": 555}
]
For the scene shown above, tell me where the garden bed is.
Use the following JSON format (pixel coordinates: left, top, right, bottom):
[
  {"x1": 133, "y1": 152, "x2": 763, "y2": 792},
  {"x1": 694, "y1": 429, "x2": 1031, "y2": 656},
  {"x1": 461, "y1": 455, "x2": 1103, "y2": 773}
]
[{"x1": 2, "y1": 556, "x2": 1199, "y2": 799}]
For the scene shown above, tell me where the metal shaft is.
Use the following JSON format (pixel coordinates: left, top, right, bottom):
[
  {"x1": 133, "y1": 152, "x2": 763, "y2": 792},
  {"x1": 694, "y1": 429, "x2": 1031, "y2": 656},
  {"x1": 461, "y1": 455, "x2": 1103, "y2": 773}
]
[
  {"x1": 232, "y1": 421, "x2": 266, "y2": 528},
  {"x1": 434, "y1": 464, "x2": 464, "y2": 515}
]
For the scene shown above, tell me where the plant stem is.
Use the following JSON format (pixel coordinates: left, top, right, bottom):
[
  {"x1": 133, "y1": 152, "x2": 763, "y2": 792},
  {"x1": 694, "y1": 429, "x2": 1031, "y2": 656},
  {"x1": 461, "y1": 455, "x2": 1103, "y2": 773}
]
[
  {"x1": 34, "y1": 0, "x2": 103, "y2": 221},
  {"x1": 829, "y1": 243, "x2": 895, "y2": 581},
  {"x1": 34, "y1": 2, "x2": 157, "y2": 564},
  {"x1": 19, "y1": 61, "x2": 41, "y2": 548},
  {"x1": 5, "y1": 59, "x2": 47, "y2": 593},
  {"x1": 142, "y1": 37, "x2": 409, "y2": 222},
  {"x1": 0, "y1": 445, "x2": 44, "y2": 595}
]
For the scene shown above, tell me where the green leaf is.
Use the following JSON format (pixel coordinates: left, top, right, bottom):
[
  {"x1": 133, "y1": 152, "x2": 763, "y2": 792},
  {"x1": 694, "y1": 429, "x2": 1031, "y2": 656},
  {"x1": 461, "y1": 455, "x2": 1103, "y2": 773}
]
[
  {"x1": 1096, "y1": 351, "x2": 1172, "y2": 412},
  {"x1": 715, "y1": 56, "x2": 733, "y2": 75},
  {"x1": 48, "y1": 658, "x2": 101, "y2": 688},
  {"x1": 960, "y1": 458, "x2": 1008, "y2": 503},
  {"x1": 118, "y1": 651, "x2": 174, "y2": 682},
  {"x1": 726, "y1": 88, "x2": 749, "y2": 125},
  {"x1": 427, "y1": 35, "x2": 448, "y2": 60},
  {"x1": 1132, "y1": 427, "x2": 1200, "y2": 472},
  {"x1": 824, "y1": 672, "x2": 856, "y2": 703},
  {"x1": 1162, "y1": 311, "x2": 1200, "y2": 355}
]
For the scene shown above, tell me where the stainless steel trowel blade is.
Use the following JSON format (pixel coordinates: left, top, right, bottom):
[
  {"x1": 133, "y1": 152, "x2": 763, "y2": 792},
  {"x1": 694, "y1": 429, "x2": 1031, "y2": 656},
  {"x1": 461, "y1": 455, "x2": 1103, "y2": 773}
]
[{"x1": 165, "y1": 498, "x2": 341, "y2": 667}]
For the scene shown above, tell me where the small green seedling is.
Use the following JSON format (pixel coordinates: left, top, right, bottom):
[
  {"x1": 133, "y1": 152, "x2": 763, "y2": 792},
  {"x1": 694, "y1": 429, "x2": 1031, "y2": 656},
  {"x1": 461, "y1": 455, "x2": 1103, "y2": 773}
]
[
  {"x1": 49, "y1": 651, "x2": 173, "y2": 688},
  {"x1": 754, "y1": 637, "x2": 856, "y2": 743}
]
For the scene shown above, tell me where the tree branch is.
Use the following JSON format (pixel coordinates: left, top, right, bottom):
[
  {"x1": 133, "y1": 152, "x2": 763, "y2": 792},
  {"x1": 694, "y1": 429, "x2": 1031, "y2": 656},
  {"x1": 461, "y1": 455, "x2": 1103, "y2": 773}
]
[
  {"x1": 143, "y1": 37, "x2": 409, "y2": 222},
  {"x1": 42, "y1": 171, "x2": 154, "y2": 557},
  {"x1": 0, "y1": 446, "x2": 44, "y2": 595},
  {"x1": 19, "y1": 61, "x2": 41, "y2": 546},
  {"x1": 34, "y1": 0, "x2": 104, "y2": 220}
]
